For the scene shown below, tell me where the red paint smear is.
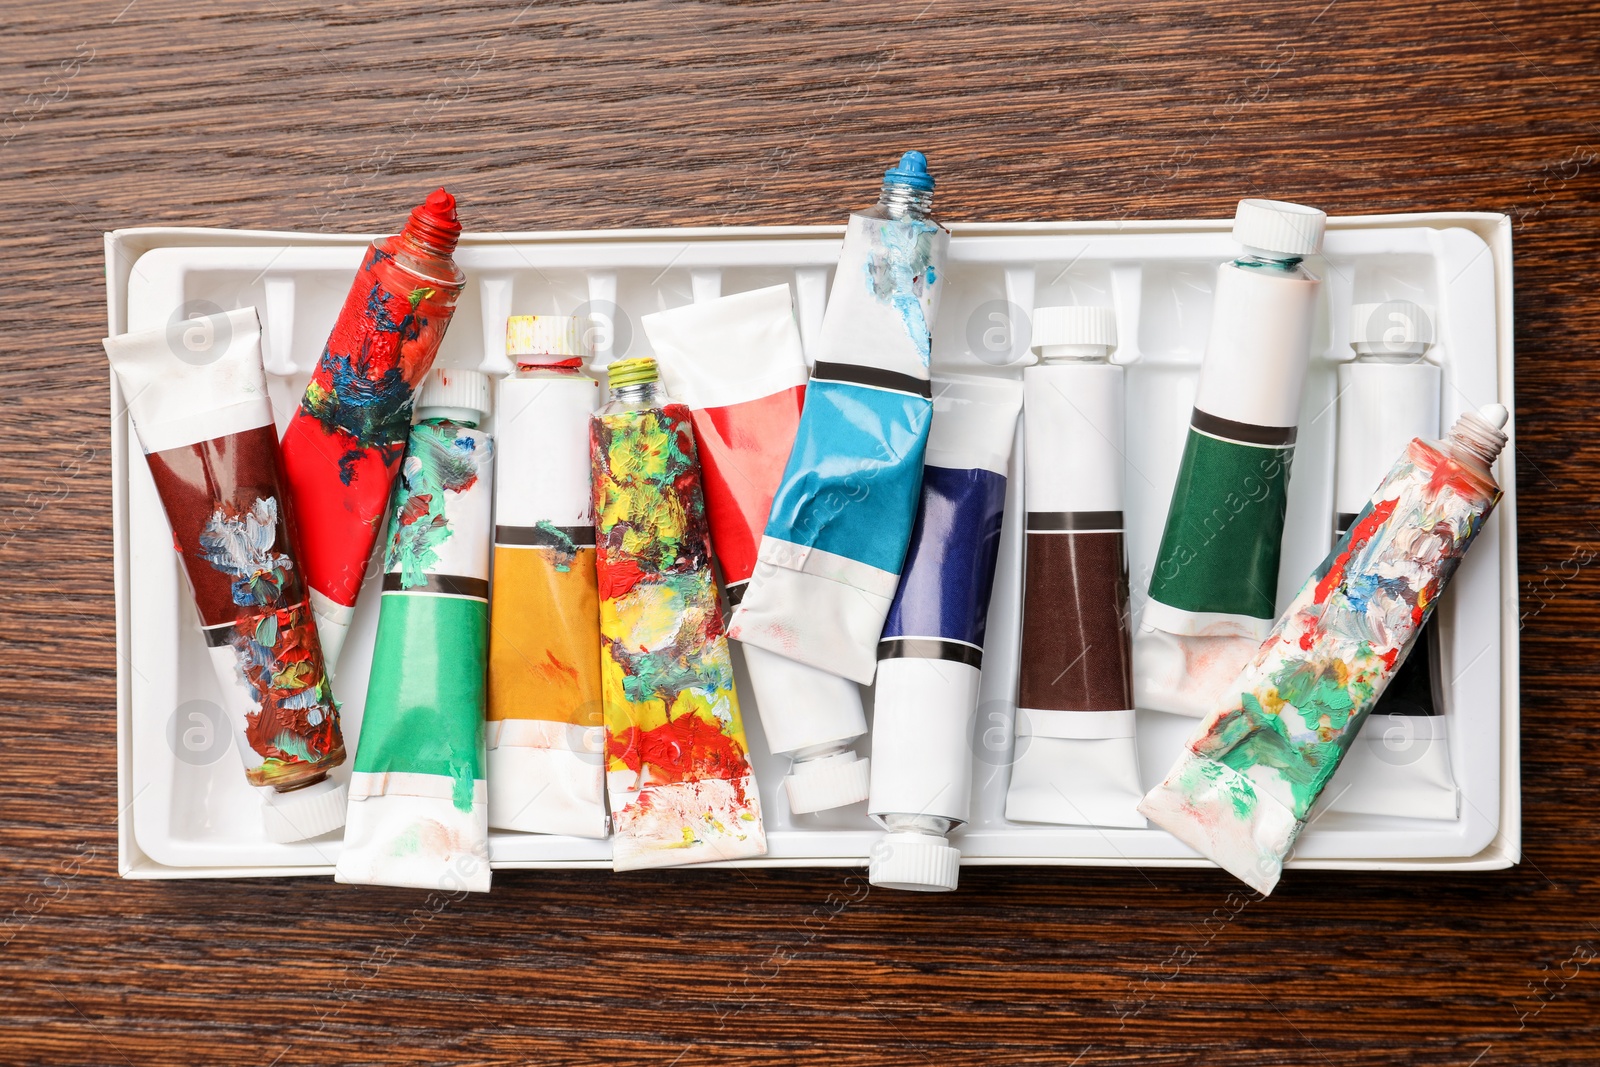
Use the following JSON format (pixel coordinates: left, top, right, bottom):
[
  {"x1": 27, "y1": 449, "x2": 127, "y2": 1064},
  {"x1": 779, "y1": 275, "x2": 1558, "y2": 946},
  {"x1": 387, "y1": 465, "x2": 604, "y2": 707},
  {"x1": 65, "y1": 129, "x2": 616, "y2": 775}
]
[
  {"x1": 1380, "y1": 647, "x2": 1400, "y2": 671},
  {"x1": 596, "y1": 549, "x2": 648, "y2": 601},
  {"x1": 1298, "y1": 629, "x2": 1316, "y2": 652},
  {"x1": 609, "y1": 712, "x2": 752, "y2": 807},
  {"x1": 1315, "y1": 497, "x2": 1397, "y2": 605},
  {"x1": 690, "y1": 386, "x2": 806, "y2": 585}
]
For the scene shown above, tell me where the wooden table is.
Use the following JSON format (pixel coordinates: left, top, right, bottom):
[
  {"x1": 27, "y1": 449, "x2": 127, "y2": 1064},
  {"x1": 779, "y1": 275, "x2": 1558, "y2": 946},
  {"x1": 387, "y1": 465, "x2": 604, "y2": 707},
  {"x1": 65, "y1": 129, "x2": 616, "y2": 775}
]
[{"x1": 4, "y1": 1, "x2": 1597, "y2": 1062}]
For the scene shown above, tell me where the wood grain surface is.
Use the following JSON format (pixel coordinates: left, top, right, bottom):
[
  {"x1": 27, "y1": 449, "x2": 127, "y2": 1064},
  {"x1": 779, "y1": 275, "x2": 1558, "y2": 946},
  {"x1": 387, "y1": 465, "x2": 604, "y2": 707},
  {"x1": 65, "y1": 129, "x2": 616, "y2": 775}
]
[{"x1": 4, "y1": 1, "x2": 1599, "y2": 1063}]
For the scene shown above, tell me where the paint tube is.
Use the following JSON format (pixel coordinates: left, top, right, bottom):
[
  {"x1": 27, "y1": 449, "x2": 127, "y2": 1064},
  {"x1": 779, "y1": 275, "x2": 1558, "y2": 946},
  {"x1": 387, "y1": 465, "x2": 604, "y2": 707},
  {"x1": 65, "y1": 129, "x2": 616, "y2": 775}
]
[
  {"x1": 1323, "y1": 301, "x2": 1457, "y2": 819},
  {"x1": 280, "y1": 189, "x2": 466, "y2": 674},
  {"x1": 486, "y1": 316, "x2": 607, "y2": 838},
  {"x1": 336, "y1": 369, "x2": 493, "y2": 893},
  {"x1": 729, "y1": 152, "x2": 948, "y2": 686},
  {"x1": 1138, "y1": 405, "x2": 1508, "y2": 895},
  {"x1": 592, "y1": 358, "x2": 766, "y2": 870},
  {"x1": 644, "y1": 284, "x2": 871, "y2": 815},
  {"x1": 868, "y1": 375, "x2": 1021, "y2": 891},
  {"x1": 1134, "y1": 198, "x2": 1326, "y2": 718},
  {"x1": 104, "y1": 308, "x2": 347, "y2": 843},
  {"x1": 1003, "y1": 307, "x2": 1146, "y2": 828}
]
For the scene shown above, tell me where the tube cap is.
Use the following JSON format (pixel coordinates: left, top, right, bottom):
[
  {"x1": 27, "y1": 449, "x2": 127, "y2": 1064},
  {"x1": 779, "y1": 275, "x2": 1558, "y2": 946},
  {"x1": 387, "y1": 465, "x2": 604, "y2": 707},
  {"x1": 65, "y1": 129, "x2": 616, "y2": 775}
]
[
  {"x1": 606, "y1": 357, "x2": 659, "y2": 389},
  {"x1": 1032, "y1": 305, "x2": 1117, "y2": 350},
  {"x1": 507, "y1": 315, "x2": 587, "y2": 363},
  {"x1": 417, "y1": 367, "x2": 491, "y2": 420},
  {"x1": 783, "y1": 751, "x2": 871, "y2": 814},
  {"x1": 869, "y1": 830, "x2": 960, "y2": 892},
  {"x1": 261, "y1": 778, "x2": 347, "y2": 843},
  {"x1": 1233, "y1": 198, "x2": 1326, "y2": 258},
  {"x1": 1351, "y1": 301, "x2": 1435, "y2": 355},
  {"x1": 884, "y1": 151, "x2": 935, "y2": 192}
]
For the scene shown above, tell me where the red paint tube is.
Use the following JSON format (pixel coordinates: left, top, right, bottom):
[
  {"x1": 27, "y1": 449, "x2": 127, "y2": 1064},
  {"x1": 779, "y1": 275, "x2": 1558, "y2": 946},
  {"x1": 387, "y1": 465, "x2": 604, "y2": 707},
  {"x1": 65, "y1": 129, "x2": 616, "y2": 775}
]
[
  {"x1": 279, "y1": 189, "x2": 466, "y2": 672},
  {"x1": 644, "y1": 285, "x2": 872, "y2": 815},
  {"x1": 106, "y1": 308, "x2": 348, "y2": 843}
]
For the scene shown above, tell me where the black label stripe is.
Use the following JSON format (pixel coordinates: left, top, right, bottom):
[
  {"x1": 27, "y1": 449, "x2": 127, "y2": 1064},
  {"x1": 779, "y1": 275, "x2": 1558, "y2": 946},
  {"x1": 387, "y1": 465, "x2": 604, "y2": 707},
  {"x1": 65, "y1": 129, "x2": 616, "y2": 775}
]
[
  {"x1": 878, "y1": 637, "x2": 984, "y2": 670},
  {"x1": 495, "y1": 524, "x2": 596, "y2": 549},
  {"x1": 812, "y1": 360, "x2": 932, "y2": 399},
  {"x1": 1026, "y1": 510, "x2": 1124, "y2": 533},
  {"x1": 724, "y1": 579, "x2": 749, "y2": 607},
  {"x1": 382, "y1": 573, "x2": 490, "y2": 600},
  {"x1": 1190, "y1": 407, "x2": 1297, "y2": 447}
]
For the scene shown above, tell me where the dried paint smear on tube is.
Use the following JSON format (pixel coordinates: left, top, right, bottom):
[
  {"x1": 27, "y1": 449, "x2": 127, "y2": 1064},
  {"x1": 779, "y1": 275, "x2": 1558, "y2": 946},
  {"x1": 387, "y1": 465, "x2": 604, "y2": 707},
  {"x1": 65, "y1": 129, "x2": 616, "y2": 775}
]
[
  {"x1": 868, "y1": 375, "x2": 1020, "y2": 892},
  {"x1": 1138, "y1": 406, "x2": 1507, "y2": 895},
  {"x1": 1005, "y1": 306, "x2": 1145, "y2": 829},
  {"x1": 279, "y1": 191, "x2": 466, "y2": 674},
  {"x1": 645, "y1": 284, "x2": 871, "y2": 815},
  {"x1": 337, "y1": 370, "x2": 494, "y2": 893},
  {"x1": 730, "y1": 153, "x2": 949, "y2": 686},
  {"x1": 593, "y1": 358, "x2": 765, "y2": 870},
  {"x1": 105, "y1": 308, "x2": 348, "y2": 844},
  {"x1": 1322, "y1": 302, "x2": 1457, "y2": 819},
  {"x1": 487, "y1": 316, "x2": 607, "y2": 838},
  {"x1": 1136, "y1": 198, "x2": 1326, "y2": 718}
]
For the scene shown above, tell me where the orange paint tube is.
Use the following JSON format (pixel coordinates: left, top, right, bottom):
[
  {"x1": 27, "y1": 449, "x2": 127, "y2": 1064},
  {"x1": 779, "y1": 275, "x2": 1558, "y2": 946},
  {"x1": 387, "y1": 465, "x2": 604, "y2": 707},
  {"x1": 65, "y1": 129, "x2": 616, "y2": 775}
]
[{"x1": 486, "y1": 316, "x2": 607, "y2": 838}]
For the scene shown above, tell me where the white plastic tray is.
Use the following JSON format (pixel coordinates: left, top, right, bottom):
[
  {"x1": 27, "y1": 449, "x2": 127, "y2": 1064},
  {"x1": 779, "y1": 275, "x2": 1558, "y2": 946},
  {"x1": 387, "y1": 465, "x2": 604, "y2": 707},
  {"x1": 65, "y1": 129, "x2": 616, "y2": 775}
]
[{"x1": 105, "y1": 214, "x2": 1519, "y2": 879}]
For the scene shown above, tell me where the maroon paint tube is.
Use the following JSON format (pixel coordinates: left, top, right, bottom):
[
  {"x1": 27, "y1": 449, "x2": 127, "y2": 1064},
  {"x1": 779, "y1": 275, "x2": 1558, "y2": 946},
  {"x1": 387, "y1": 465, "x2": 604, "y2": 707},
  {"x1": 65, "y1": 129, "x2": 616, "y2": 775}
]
[
  {"x1": 106, "y1": 308, "x2": 348, "y2": 843},
  {"x1": 1003, "y1": 307, "x2": 1145, "y2": 828}
]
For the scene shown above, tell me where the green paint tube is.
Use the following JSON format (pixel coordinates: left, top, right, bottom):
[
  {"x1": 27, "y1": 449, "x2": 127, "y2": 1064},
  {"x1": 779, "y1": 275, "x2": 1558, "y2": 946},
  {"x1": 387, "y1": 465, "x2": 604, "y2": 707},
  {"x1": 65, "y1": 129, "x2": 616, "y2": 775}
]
[
  {"x1": 336, "y1": 369, "x2": 495, "y2": 893},
  {"x1": 1135, "y1": 198, "x2": 1326, "y2": 718}
]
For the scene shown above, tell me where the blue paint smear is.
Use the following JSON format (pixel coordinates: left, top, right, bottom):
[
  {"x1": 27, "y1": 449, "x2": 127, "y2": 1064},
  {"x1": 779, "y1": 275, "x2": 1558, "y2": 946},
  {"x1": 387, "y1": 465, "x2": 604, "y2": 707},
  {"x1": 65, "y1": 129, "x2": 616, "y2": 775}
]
[
  {"x1": 762, "y1": 378, "x2": 931, "y2": 576},
  {"x1": 882, "y1": 465, "x2": 1008, "y2": 648}
]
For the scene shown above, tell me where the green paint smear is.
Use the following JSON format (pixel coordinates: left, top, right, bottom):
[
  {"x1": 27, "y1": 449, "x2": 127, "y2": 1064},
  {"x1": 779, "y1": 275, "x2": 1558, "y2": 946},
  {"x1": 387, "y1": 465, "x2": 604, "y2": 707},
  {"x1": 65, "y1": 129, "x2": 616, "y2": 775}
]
[
  {"x1": 536, "y1": 519, "x2": 577, "y2": 572},
  {"x1": 355, "y1": 593, "x2": 487, "y2": 813},
  {"x1": 385, "y1": 420, "x2": 482, "y2": 589}
]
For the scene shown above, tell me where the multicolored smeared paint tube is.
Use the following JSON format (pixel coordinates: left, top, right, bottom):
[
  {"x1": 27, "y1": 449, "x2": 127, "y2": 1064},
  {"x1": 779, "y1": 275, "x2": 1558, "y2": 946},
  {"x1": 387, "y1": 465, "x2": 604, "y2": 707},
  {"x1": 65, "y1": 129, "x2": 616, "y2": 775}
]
[
  {"x1": 1323, "y1": 300, "x2": 1458, "y2": 819},
  {"x1": 645, "y1": 284, "x2": 871, "y2": 814},
  {"x1": 105, "y1": 308, "x2": 347, "y2": 843},
  {"x1": 1135, "y1": 198, "x2": 1326, "y2": 718},
  {"x1": 729, "y1": 152, "x2": 948, "y2": 686},
  {"x1": 280, "y1": 189, "x2": 466, "y2": 674},
  {"x1": 1004, "y1": 307, "x2": 1146, "y2": 829},
  {"x1": 592, "y1": 357, "x2": 765, "y2": 869},
  {"x1": 486, "y1": 315, "x2": 607, "y2": 838},
  {"x1": 336, "y1": 369, "x2": 494, "y2": 893},
  {"x1": 868, "y1": 376, "x2": 1020, "y2": 892},
  {"x1": 1139, "y1": 405, "x2": 1508, "y2": 895}
]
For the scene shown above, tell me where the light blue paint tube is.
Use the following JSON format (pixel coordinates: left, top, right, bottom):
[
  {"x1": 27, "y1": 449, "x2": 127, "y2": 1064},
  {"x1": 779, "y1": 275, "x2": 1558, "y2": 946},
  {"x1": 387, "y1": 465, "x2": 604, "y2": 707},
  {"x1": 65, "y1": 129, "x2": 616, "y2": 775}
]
[{"x1": 728, "y1": 152, "x2": 949, "y2": 686}]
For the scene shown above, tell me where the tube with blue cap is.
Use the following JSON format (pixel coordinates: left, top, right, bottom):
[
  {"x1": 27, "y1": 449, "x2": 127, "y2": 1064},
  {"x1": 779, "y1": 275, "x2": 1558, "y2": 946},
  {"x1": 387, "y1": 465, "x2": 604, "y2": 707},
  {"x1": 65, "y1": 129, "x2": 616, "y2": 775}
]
[{"x1": 729, "y1": 151, "x2": 950, "y2": 686}]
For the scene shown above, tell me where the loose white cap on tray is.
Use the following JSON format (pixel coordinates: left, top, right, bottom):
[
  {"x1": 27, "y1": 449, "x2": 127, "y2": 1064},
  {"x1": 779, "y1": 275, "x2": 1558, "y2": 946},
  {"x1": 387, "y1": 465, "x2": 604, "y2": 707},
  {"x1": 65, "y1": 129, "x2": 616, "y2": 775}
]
[
  {"x1": 1233, "y1": 198, "x2": 1326, "y2": 258},
  {"x1": 261, "y1": 777, "x2": 348, "y2": 843},
  {"x1": 784, "y1": 750, "x2": 871, "y2": 815},
  {"x1": 506, "y1": 315, "x2": 586, "y2": 363},
  {"x1": 418, "y1": 367, "x2": 491, "y2": 422},
  {"x1": 1032, "y1": 305, "x2": 1117, "y2": 359},
  {"x1": 869, "y1": 829, "x2": 960, "y2": 892}
]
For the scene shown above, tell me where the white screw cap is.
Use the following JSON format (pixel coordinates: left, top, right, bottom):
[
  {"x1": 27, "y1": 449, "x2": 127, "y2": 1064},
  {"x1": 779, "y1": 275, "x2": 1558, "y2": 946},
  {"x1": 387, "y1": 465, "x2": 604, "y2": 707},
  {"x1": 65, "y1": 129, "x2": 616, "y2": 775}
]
[
  {"x1": 869, "y1": 830, "x2": 960, "y2": 892},
  {"x1": 1233, "y1": 198, "x2": 1327, "y2": 258},
  {"x1": 506, "y1": 315, "x2": 587, "y2": 362},
  {"x1": 1032, "y1": 305, "x2": 1117, "y2": 350},
  {"x1": 1351, "y1": 300, "x2": 1435, "y2": 354},
  {"x1": 261, "y1": 778, "x2": 347, "y2": 843},
  {"x1": 417, "y1": 367, "x2": 491, "y2": 421},
  {"x1": 783, "y1": 752, "x2": 870, "y2": 814}
]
